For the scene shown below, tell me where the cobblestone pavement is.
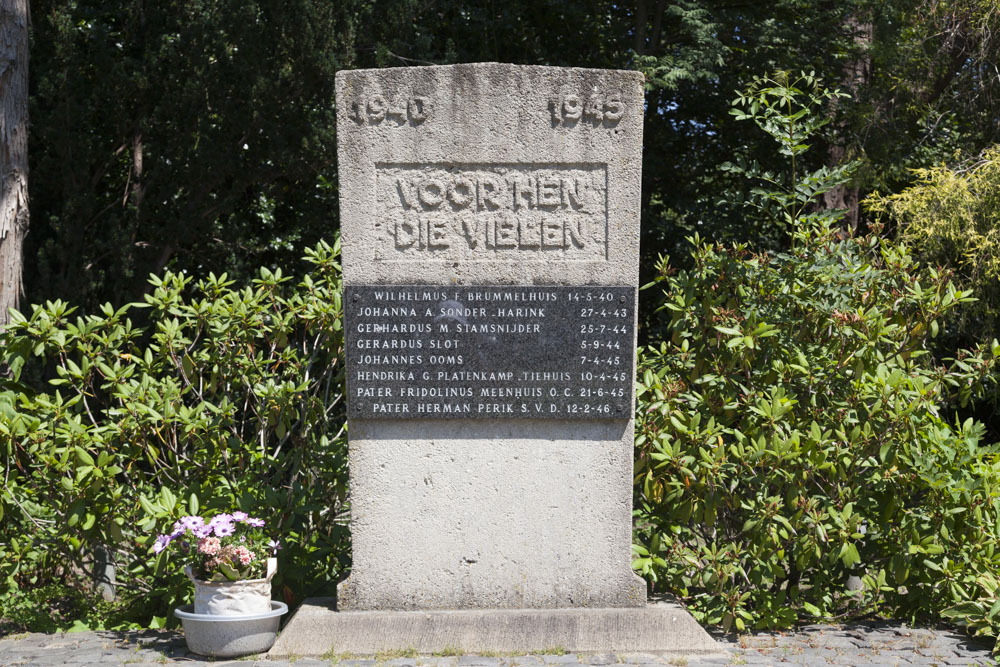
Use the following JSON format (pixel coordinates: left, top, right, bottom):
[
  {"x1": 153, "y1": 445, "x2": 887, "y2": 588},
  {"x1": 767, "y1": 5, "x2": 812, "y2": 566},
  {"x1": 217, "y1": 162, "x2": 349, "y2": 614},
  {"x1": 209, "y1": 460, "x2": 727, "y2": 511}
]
[{"x1": 0, "y1": 623, "x2": 993, "y2": 667}]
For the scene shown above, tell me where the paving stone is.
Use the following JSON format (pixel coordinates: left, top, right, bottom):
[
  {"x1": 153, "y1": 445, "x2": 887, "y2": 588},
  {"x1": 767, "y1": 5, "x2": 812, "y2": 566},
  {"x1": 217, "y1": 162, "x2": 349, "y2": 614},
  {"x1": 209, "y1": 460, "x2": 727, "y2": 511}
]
[
  {"x1": 457, "y1": 658, "x2": 501, "y2": 667},
  {"x1": 791, "y1": 649, "x2": 841, "y2": 662},
  {"x1": 814, "y1": 637, "x2": 864, "y2": 650},
  {"x1": 734, "y1": 655, "x2": 779, "y2": 665},
  {"x1": 618, "y1": 654, "x2": 661, "y2": 664},
  {"x1": 60, "y1": 651, "x2": 111, "y2": 663},
  {"x1": 870, "y1": 650, "x2": 919, "y2": 661},
  {"x1": 129, "y1": 649, "x2": 171, "y2": 661},
  {"x1": 885, "y1": 641, "x2": 919, "y2": 651},
  {"x1": 0, "y1": 625, "x2": 996, "y2": 667},
  {"x1": 386, "y1": 659, "x2": 418, "y2": 667},
  {"x1": 685, "y1": 657, "x2": 734, "y2": 666}
]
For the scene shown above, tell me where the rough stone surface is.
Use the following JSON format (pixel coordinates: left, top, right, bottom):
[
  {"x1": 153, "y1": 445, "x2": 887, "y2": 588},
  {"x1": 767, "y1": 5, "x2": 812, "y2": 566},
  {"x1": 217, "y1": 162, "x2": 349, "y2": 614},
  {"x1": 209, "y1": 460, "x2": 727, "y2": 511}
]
[
  {"x1": 0, "y1": 623, "x2": 993, "y2": 665},
  {"x1": 335, "y1": 63, "x2": 645, "y2": 611},
  {"x1": 336, "y1": 63, "x2": 643, "y2": 287},
  {"x1": 267, "y1": 597, "x2": 718, "y2": 657}
]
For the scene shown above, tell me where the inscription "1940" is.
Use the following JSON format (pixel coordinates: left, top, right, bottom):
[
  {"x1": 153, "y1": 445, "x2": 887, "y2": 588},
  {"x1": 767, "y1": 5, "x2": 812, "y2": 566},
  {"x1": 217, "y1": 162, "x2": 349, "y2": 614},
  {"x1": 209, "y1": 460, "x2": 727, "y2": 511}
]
[{"x1": 349, "y1": 95, "x2": 432, "y2": 125}]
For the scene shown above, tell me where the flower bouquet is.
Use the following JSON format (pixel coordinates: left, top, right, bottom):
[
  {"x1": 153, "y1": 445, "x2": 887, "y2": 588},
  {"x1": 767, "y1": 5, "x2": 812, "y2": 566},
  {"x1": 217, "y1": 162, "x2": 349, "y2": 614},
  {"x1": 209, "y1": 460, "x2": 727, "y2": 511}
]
[{"x1": 155, "y1": 512, "x2": 281, "y2": 615}]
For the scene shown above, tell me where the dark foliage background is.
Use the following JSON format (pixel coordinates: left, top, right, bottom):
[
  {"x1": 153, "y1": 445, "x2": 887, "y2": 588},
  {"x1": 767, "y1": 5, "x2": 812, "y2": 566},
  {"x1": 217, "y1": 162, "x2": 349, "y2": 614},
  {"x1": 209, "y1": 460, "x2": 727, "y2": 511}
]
[{"x1": 28, "y1": 1, "x2": 1000, "y2": 312}]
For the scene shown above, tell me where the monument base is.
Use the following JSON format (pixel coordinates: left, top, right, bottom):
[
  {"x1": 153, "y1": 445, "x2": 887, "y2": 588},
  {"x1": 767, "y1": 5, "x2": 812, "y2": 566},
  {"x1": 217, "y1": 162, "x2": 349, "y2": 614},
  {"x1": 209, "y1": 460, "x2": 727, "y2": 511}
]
[{"x1": 268, "y1": 596, "x2": 719, "y2": 658}]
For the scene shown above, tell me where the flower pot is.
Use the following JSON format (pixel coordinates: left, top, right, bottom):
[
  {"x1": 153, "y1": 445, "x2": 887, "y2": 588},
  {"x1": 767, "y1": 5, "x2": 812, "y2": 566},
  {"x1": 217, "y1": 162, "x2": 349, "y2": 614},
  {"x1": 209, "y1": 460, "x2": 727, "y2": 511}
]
[
  {"x1": 184, "y1": 557, "x2": 277, "y2": 615},
  {"x1": 174, "y1": 600, "x2": 288, "y2": 658}
]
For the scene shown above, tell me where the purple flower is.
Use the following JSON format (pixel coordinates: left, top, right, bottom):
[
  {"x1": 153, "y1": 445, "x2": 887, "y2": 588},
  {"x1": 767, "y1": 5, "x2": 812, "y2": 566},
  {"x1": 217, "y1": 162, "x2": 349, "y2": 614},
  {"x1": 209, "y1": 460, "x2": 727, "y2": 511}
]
[
  {"x1": 210, "y1": 513, "x2": 233, "y2": 525},
  {"x1": 153, "y1": 534, "x2": 172, "y2": 554},
  {"x1": 268, "y1": 539, "x2": 282, "y2": 554},
  {"x1": 182, "y1": 515, "x2": 205, "y2": 529},
  {"x1": 245, "y1": 517, "x2": 265, "y2": 528},
  {"x1": 193, "y1": 524, "x2": 212, "y2": 539},
  {"x1": 170, "y1": 521, "x2": 186, "y2": 538},
  {"x1": 232, "y1": 511, "x2": 248, "y2": 521},
  {"x1": 213, "y1": 522, "x2": 235, "y2": 537}
]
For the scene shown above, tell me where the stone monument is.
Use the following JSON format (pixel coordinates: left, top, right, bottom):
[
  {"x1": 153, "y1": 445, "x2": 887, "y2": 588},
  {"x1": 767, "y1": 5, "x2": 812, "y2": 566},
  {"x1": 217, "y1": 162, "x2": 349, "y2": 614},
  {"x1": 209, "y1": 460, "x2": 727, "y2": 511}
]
[{"x1": 270, "y1": 63, "x2": 717, "y2": 657}]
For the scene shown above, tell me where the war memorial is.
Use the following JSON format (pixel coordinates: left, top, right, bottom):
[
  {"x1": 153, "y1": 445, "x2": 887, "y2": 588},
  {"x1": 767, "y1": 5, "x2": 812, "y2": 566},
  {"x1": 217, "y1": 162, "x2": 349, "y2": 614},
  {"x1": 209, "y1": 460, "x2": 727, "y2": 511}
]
[{"x1": 269, "y1": 62, "x2": 717, "y2": 656}]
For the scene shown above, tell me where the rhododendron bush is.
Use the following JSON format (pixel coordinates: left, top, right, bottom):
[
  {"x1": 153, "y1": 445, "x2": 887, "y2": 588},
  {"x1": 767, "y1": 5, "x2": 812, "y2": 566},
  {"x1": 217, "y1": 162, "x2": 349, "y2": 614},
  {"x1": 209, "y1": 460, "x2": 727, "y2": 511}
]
[{"x1": 0, "y1": 240, "x2": 348, "y2": 626}]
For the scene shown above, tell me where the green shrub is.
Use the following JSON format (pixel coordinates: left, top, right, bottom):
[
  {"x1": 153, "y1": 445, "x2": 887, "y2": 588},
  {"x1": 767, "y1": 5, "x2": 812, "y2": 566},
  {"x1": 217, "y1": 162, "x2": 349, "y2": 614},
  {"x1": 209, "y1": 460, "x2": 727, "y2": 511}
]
[
  {"x1": 634, "y1": 223, "x2": 1000, "y2": 631},
  {"x1": 632, "y1": 73, "x2": 1000, "y2": 637},
  {"x1": 0, "y1": 583, "x2": 145, "y2": 634},
  {"x1": 0, "y1": 239, "x2": 348, "y2": 628}
]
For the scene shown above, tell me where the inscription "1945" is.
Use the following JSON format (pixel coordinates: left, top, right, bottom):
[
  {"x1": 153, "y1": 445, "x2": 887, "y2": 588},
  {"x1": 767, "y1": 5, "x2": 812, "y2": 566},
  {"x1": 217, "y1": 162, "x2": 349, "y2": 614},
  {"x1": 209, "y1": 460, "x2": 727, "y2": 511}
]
[
  {"x1": 548, "y1": 94, "x2": 625, "y2": 125},
  {"x1": 349, "y1": 95, "x2": 432, "y2": 125}
]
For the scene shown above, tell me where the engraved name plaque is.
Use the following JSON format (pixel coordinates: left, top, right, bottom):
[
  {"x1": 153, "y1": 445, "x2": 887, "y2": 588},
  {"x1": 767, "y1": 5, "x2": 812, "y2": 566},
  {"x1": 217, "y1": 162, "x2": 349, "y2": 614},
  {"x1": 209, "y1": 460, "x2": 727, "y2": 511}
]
[{"x1": 345, "y1": 285, "x2": 635, "y2": 419}]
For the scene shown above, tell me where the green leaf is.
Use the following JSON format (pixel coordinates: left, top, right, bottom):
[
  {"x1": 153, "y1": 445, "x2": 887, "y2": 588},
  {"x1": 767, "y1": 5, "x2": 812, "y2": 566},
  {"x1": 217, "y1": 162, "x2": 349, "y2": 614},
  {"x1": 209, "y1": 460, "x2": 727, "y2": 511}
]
[
  {"x1": 802, "y1": 601, "x2": 822, "y2": 617},
  {"x1": 219, "y1": 562, "x2": 241, "y2": 581},
  {"x1": 182, "y1": 354, "x2": 195, "y2": 379},
  {"x1": 67, "y1": 500, "x2": 86, "y2": 527},
  {"x1": 841, "y1": 543, "x2": 860, "y2": 568},
  {"x1": 74, "y1": 446, "x2": 95, "y2": 466}
]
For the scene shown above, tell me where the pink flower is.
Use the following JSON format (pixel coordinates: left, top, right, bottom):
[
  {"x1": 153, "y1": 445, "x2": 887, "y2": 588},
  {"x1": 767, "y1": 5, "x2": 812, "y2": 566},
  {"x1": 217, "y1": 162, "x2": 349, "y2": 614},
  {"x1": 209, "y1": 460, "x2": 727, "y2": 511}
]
[
  {"x1": 213, "y1": 522, "x2": 235, "y2": 537},
  {"x1": 172, "y1": 516, "x2": 204, "y2": 537},
  {"x1": 204, "y1": 558, "x2": 218, "y2": 569},
  {"x1": 198, "y1": 537, "x2": 221, "y2": 556},
  {"x1": 234, "y1": 546, "x2": 255, "y2": 566}
]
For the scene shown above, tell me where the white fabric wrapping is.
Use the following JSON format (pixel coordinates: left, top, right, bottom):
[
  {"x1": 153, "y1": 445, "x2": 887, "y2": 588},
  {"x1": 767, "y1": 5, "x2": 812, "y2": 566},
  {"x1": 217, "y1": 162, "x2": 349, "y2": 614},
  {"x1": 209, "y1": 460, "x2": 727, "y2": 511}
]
[{"x1": 186, "y1": 558, "x2": 277, "y2": 615}]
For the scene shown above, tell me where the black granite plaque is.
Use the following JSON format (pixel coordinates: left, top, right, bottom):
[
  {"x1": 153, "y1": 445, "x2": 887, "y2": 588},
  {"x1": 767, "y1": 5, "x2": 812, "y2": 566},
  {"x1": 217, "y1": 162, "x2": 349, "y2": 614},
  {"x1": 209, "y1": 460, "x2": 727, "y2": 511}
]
[{"x1": 345, "y1": 285, "x2": 636, "y2": 419}]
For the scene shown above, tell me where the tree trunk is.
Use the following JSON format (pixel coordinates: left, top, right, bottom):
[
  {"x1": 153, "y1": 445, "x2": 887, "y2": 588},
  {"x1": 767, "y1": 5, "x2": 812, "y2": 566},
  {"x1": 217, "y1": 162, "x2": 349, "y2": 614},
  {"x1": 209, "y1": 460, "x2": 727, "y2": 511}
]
[
  {"x1": 822, "y1": 13, "x2": 871, "y2": 232},
  {"x1": 0, "y1": 0, "x2": 28, "y2": 327},
  {"x1": 634, "y1": 0, "x2": 648, "y2": 55}
]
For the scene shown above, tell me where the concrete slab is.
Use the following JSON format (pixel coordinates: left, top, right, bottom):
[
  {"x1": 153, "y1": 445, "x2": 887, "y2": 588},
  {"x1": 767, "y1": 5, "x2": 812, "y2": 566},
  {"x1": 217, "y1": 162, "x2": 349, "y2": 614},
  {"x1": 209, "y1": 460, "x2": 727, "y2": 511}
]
[{"x1": 268, "y1": 597, "x2": 721, "y2": 658}]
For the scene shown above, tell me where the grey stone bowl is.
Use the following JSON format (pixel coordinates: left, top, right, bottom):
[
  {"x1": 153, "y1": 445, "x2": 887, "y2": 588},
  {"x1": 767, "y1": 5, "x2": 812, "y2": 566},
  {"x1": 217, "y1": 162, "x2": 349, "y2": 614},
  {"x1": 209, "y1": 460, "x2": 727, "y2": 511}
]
[{"x1": 174, "y1": 600, "x2": 288, "y2": 658}]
